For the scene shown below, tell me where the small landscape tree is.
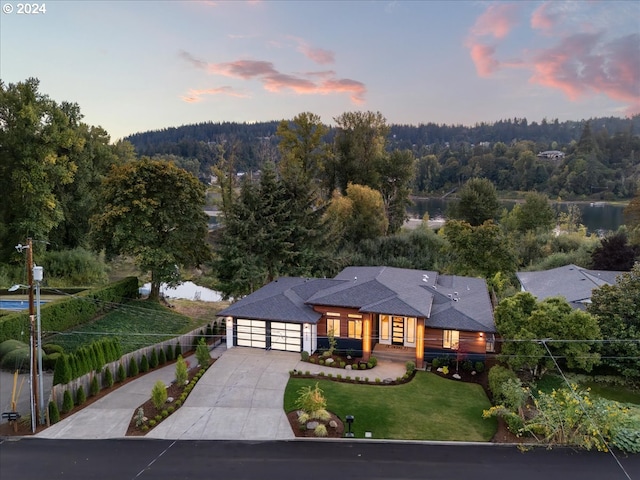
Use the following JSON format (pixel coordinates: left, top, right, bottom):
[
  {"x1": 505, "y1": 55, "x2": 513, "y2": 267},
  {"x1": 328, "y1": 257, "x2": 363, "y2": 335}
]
[
  {"x1": 175, "y1": 355, "x2": 188, "y2": 385},
  {"x1": 195, "y1": 338, "x2": 210, "y2": 368},
  {"x1": 151, "y1": 380, "x2": 168, "y2": 410}
]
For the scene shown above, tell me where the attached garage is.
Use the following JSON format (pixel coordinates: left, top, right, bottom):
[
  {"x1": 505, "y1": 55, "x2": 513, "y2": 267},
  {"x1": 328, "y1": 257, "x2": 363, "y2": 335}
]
[
  {"x1": 236, "y1": 319, "x2": 266, "y2": 348},
  {"x1": 270, "y1": 322, "x2": 301, "y2": 352}
]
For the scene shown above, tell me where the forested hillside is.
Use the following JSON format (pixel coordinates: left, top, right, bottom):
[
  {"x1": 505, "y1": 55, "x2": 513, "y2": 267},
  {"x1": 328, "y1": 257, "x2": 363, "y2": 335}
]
[{"x1": 126, "y1": 115, "x2": 640, "y2": 200}]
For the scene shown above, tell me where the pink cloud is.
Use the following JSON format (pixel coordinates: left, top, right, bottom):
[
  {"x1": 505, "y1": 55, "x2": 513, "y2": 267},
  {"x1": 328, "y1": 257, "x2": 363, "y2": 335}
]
[
  {"x1": 179, "y1": 50, "x2": 366, "y2": 104},
  {"x1": 471, "y1": 4, "x2": 519, "y2": 40},
  {"x1": 468, "y1": 43, "x2": 500, "y2": 77},
  {"x1": 530, "y1": 2, "x2": 558, "y2": 32},
  {"x1": 531, "y1": 32, "x2": 640, "y2": 115},
  {"x1": 298, "y1": 45, "x2": 335, "y2": 65},
  {"x1": 180, "y1": 87, "x2": 248, "y2": 103},
  {"x1": 209, "y1": 60, "x2": 278, "y2": 79}
]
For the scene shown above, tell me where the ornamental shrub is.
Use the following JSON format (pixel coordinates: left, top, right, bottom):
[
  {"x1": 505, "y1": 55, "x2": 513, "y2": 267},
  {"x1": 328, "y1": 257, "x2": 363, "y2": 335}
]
[
  {"x1": 158, "y1": 348, "x2": 166, "y2": 365},
  {"x1": 314, "y1": 424, "x2": 328, "y2": 437},
  {"x1": 368, "y1": 356, "x2": 378, "y2": 367},
  {"x1": 151, "y1": 380, "x2": 168, "y2": 410},
  {"x1": 90, "y1": 375, "x2": 100, "y2": 396},
  {"x1": 474, "y1": 361, "x2": 485, "y2": 373},
  {"x1": 405, "y1": 361, "x2": 416, "y2": 374},
  {"x1": 165, "y1": 343, "x2": 174, "y2": 362},
  {"x1": 195, "y1": 338, "x2": 210, "y2": 368},
  {"x1": 76, "y1": 385, "x2": 86, "y2": 406},
  {"x1": 48, "y1": 400, "x2": 60, "y2": 424},
  {"x1": 300, "y1": 351, "x2": 309, "y2": 361},
  {"x1": 128, "y1": 357, "x2": 139, "y2": 377},
  {"x1": 53, "y1": 354, "x2": 72, "y2": 386},
  {"x1": 488, "y1": 366, "x2": 519, "y2": 404},
  {"x1": 175, "y1": 355, "x2": 188, "y2": 385},
  {"x1": 61, "y1": 390, "x2": 73, "y2": 414},
  {"x1": 175, "y1": 342, "x2": 182, "y2": 358},
  {"x1": 103, "y1": 366, "x2": 114, "y2": 388},
  {"x1": 117, "y1": 363, "x2": 126, "y2": 383},
  {"x1": 149, "y1": 349, "x2": 159, "y2": 368},
  {"x1": 140, "y1": 354, "x2": 149, "y2": 373}
]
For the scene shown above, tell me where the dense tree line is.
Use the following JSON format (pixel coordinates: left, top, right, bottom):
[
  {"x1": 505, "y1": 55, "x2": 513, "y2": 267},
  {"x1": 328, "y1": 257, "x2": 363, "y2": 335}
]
[{"x1": 125, "y1": 115, "x2": 640, "y2": 200}]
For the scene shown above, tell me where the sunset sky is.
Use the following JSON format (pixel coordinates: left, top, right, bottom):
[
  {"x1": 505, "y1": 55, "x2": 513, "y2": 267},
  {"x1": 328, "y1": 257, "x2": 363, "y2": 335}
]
[{"x1": 1, "y1": 0, "x2": 638, "y2": 141}]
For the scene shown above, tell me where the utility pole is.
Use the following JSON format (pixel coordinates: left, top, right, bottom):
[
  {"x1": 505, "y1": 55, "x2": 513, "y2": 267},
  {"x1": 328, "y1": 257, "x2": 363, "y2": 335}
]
[{"x1": 26, "y1": 238, "x2": 39, "y2": 432}]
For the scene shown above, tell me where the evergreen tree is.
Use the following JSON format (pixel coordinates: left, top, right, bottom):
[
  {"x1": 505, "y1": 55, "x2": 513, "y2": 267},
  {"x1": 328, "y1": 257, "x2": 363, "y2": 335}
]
[
  {"x1": 53, "y1": 354, "x2": 72, "y2": 386},
  {"x1": 140, "y1": 354, "x2": 149, "y2": 373},
  {"x1": 158, "y1": 347, "x2": 167, "y2": 365},
  {"x1": 117, "y1": 363, "x2": 126, "y2": 383},
  {"x1": 48, "y1": 401, "x2": 60, "y2": 424},
  {"x1": 76, "y1": 385, "x2": 86, "y2": 406},
  {"x1": 128, "y1": 357, "x2": 139, "y2": 377},
  {"x1": 103, "y1": 366, "x2": 114, "y2": 388},
  {"x1": 90, "y1": 375, "x2": 100, "y2": 396},
  {"x1": 149, "y1": 348, "x2": 159, "y2": 369},
  {"x1": 61, "y1": 390, "x2": 73, "y2": 414}
]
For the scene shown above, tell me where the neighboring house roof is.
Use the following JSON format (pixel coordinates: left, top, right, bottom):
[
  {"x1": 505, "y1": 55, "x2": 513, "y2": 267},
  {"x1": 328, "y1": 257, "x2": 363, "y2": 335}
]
[
  {"x1": 516, "y1": 264, "x2": 622, "y2": 309},
  {"x1": 219, "y1": 266, "x2": 496, "y2": 333}
]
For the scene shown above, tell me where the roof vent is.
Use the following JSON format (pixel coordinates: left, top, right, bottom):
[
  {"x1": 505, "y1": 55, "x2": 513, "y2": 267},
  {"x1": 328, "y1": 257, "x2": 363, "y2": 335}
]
[
  {"x1": 354, "y1": 276, "x2": 357, "y2": 281},
  {"x1": 454, "y1": 298, "x2": 459, "y2": 302},
  {"x1": 448, "y1": 294, "x2": 453, "y2": 299},
  {"x1": 454, "y1": 292, "x2": 459, "y2": 296}
]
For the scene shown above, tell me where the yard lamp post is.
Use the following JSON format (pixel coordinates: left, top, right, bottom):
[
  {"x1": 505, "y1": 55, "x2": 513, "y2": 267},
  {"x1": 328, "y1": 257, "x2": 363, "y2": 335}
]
[{"x1": 345, "y1": 415, "x2": 354, "y2": 438}]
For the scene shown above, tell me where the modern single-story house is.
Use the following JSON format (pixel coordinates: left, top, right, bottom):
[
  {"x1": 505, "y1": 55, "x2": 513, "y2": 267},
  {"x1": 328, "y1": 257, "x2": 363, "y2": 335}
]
[
  {"x1": 516, "y1": 264, "x2": 622, "y2": 310},
  {"x1": 218, "y1": 266, "x2": 497, "y2": 368}
]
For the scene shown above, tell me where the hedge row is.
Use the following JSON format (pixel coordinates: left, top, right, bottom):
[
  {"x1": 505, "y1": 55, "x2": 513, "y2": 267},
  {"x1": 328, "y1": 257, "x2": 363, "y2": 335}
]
[
  {"x1": 0, "y1": 277, "x2": 139, "y2": 344},
  {"x1": 52, "y1": 338, "x2": 123, "y2": 385}
]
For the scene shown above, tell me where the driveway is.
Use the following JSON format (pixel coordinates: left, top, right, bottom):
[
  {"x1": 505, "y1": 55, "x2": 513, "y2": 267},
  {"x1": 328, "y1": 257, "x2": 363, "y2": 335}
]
[{"x1": 146, "y1": 348, "x2": 299, "y2": 440}]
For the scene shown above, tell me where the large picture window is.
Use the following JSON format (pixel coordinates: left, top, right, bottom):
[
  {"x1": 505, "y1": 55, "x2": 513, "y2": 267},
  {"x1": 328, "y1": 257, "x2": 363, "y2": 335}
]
[
  {"x1": 443, "y1": 330, "x2": 459, "y2": 350},
  {"x1": 380, "y1": 315, "x2": 389, "y2": 341},
  {"x1": 326, "y1": 313, "x2": 341, "y2": 338},
  {"x1": 348, "y1": 319, "x2": 362, "y2": 339}
]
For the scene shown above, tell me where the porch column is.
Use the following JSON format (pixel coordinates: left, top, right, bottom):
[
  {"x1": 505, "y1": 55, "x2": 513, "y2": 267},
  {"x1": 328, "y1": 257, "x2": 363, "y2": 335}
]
[
  {"x1": 302, "y1": 323, "x2": 312, "y2": 354},
  {"x1": 225, "y1": 316, "x2": 234, "y2": 349},
  {"x1": 415, "y1": 318, "x2": 424, "y2": 369},
  {"x1": 362, "y1": 315, "x2": 372, "y2": 361}
]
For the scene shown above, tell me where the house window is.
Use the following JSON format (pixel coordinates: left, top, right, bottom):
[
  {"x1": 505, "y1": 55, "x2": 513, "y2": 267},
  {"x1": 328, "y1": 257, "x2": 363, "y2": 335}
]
[
  {"x1": 327, "y1": 317, "x2": 341, "y2": 338},
  {"x1": 380, "y1": 315, "x2": 389, "y2": 341},
  {"x1": 443, "y1": 330, "x2": 459, "y2": 350},
  {"x1": 348, "y1": 319, "x2": 362, "y2": 339}
]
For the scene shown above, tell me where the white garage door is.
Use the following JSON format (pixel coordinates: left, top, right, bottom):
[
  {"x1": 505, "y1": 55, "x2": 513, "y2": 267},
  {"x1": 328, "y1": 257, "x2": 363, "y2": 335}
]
[
  {"x1": 237, "y1": 319, "x2": 266, "y2": 348},
  {"x1": 270, "y1": 322, "x2": 301, "y2": 352}
]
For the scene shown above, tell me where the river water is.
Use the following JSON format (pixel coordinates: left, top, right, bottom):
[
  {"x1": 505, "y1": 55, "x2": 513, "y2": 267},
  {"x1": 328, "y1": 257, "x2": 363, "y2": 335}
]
[{"x1": 408, "y1": 198, "x2": 626, "y2": 234}]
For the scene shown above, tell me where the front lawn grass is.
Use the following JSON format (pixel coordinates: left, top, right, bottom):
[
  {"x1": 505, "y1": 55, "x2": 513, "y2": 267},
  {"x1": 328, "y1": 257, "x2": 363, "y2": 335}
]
[
  {"x1": 284, "y1": 372, "x2": 496, "y2": 441},
  {"x1": 46, "y1": 300, "x2": 205, "y2": 353}
]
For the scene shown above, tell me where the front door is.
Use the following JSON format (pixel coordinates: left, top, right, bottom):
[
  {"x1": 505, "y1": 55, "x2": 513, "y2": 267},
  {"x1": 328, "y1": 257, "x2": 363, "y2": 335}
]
[{"x1": 392, "y1": 316, "x2": 404, "y2": 345}]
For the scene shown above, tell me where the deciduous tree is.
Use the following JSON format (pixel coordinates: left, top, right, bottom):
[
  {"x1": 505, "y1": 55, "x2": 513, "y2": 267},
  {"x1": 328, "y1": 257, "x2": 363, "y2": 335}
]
[
  {"x1": 91, "y1": 159, "x2": 210, "y2": 300},
  {"x1": 495, "y1": 293, "x2": 601, "y2": 378},
  {"x1": 448, "y1": 177, "x2": 500, "y2": 226}
]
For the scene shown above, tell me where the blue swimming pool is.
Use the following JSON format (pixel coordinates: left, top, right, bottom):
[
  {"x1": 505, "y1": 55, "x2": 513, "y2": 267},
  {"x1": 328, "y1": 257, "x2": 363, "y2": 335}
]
[{"x1": 0, "y1": 300, "x2": 48, "y2": 311}]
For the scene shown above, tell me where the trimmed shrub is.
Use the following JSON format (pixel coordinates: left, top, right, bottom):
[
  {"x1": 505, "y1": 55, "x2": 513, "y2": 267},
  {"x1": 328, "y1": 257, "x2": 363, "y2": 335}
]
[
  {"x1": 165, "y1": 343, "x2": 174, "y2": 361},
  {"x1": 43, "y1": 352, "x2": 62, "y2": 371},
  {"x1": 149, "y1": 349, "x2": 159, "y2": 369},
  {"x1": 462, "y1": 360, "x2": 473, "y2": 372},
  {"x1": 431, "y1": 358, "x2": 440, "y2": 368},
  {"x1": 195, "y1": 338, "x2": 210, "y2": 368},
  {"x1": 140, "y1": 354, "x2": 149, "y2": 373},
  {"x1": 90, "y1": 375, "x2": 100, "y2": 396},
  {"x1": 61, "y1": 390, "x2": 74, "y2": 414},
  {"x1": 52, "y1": 354, "x2": 72, "y2": 385},
  {"x1": 148, "y1": 419, "x2": 157, "y2": 428},
  {"x1": 151, "y1": 380, "x2": 168, "y2": 410},
  {"x1": 175, "y1": 355, "x2": 188, "y2": 385},
  {"x1": 368, "y1": 356, "x2": 378, "y2": 367},
  {"x1": 48, "y1": 400, "x2": 60, "y2": 424},
  {"x1": 0, "y1": 339, "x2": 29, "y2": 359},
  {"x1": 103, "y1": 367, "x2": 114, "y2": 388},
  {"x1": 158, "y1": 348, "x2": 166, "y2": 365},
  {"x1": 474, "y1": 361, "x2": 485, "y2": 373},
  {"x1": 300, "y1": 351, "x2": 309, "y2": 361},
  {"x1": 174, "y1": 342, "x2": 182, "y2": 358},
  {"x1": 76, "y1": 385, "x2": 86, "y2": 406},
  {"x1": 0, "y1": 346, "x2": 29, "y2": 372},
  {"x1": 488, "y1": 365, "x2": 519, "y2": 403},
  {"x1": 117, "y1": 363, "x2": 126, "y2": 383},
  {"x1": 405, "y1": 361, "x2": 416, "y2": 374},
  {"x1": 128, "y1": 357, "x2": 139, "y2": 377},
  {"x1": 42, "y1": 343, "x2": 64, "y2": 355}
]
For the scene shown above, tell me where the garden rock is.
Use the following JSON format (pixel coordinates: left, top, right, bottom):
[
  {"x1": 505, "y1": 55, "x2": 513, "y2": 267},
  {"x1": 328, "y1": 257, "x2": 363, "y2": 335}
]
[
  {"x1": 325, "y1": 358, "x2": 334, "y2": 365},
  {"x1": 306, "y1": 421, "x2": 319, "y2": 430},
  {"x1": 453, "y1": 373, "x2": 461, "y2": 380}
]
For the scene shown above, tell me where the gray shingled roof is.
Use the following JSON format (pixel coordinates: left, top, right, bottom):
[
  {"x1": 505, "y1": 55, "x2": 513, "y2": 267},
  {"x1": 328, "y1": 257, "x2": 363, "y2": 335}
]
[
  {"x1": 516, "y1": 264, "x2": 622, "y2": 309},
  {"x1": 218, "y1": 266, "x2": 496, "y2": 333},
  {"x1": 217, "y1": 277, "x2": 322, "y2": 324}
]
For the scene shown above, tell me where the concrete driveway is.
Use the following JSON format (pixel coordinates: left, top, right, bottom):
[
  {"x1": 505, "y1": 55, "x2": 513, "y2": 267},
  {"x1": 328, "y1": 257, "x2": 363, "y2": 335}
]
[{"x1": 146, "y1": 348, "x2": 299, "y2": 440}]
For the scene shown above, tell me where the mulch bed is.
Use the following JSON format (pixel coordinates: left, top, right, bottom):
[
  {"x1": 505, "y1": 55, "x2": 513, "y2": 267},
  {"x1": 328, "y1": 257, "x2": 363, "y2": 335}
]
[
  {"x1": 125, "y1": 364, "x2": 206, "y2": 436},
  {"x1": 286, "y1": 410, "x2": 344, "y2": 438}
]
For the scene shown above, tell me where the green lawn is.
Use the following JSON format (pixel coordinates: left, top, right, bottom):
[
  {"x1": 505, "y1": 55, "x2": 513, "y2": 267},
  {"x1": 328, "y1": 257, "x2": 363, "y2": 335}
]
[
  {"x1": 45, "y1": 300, "x2": 205, "y2": 353},
  {"x1": 284, "y1": 372, "x2": 497, "y2": 441}
]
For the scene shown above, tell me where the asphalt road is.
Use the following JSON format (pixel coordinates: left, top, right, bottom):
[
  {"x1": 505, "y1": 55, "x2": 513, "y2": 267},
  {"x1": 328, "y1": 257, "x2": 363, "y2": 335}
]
[{"x1": 1, "y1": 439, "x2": 638, "y2": 480}]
